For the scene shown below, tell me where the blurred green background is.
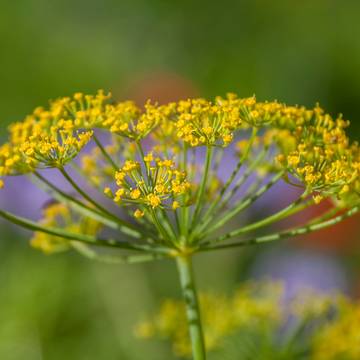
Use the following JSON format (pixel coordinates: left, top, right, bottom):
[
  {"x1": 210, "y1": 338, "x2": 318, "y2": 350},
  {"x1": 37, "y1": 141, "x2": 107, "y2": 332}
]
[{"x1": 1, "y1": 0, "x2": 360, "y2": 359}]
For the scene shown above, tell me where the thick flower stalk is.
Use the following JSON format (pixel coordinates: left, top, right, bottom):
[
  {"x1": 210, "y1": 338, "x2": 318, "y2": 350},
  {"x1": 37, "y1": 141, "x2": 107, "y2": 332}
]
[{"x1": 0, "y1": 90, "x2": 359, "y2": 359}]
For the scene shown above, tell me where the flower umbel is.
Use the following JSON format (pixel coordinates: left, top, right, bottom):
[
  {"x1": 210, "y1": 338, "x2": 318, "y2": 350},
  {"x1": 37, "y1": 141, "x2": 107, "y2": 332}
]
[{"x1": 0, "y1": 90, "x2": 359, "y2": 360}]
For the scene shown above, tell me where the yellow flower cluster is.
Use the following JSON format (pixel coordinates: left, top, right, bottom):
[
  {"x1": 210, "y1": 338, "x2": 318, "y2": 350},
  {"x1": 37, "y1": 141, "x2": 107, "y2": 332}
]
[
  {"x1": 136, "y1": 281, "x2": 360, "y2": 359},
  {"x1": 172, "y1": 97, "x2": 243, "y2": 147},
  {"x1": 313, "y1": 298, "x2": 360, "y2": 360},
  {"x1": 228, "y1": 97, "x2": 358, "y2": 201},
  {"x1": 135, "y1": 281, "x2": 283, "y2": 357},
  {"x1": 31, "y1": 202, "x2": 102, "y2": 254},
  {"x1": 20, "y1": 127, "x2": 93, "y2": 168},
  {"x1": 104, "y1": 101, "x2": 166, "y2": 140},
  {"x1": 47, "y1": 91, "x2": 165, "y2": 140},
  {"x1": 0, "y1": 142, "x2": 28, "y2": 176},
  {"x1": 216, "y1": 93, "x2": 284, "y2": 127},
  {"x1": 1, "y1": 90, "x2": 358, "y2": 209},
  {"x1": 49, "y1": 90, "x2": 112, "y2": 128},
  {"x1": 0, "y1": 97, "x2": 95, "y2": 174},
  {"x1": 290, "y1": 287, "x2": 336, "y2": 318},
  {"x1": 273, "y1": 105, "x2": 359, "y2": 201},
  {"x1": 105, "y1": 152, "x2": 190, "y2": 214}
]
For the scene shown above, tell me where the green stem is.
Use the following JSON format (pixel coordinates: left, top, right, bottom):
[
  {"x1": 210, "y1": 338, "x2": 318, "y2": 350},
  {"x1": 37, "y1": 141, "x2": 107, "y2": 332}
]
[
  {"x1": 71, "y1": 242, "x2": 168, "y2": 264},
  {"x1": 180, "y1": 144, "x2": 189, "y2": 236},
  {"x1": 194, "y1": 159, "x2": 242, "y2": 235},
  {"x1": 308, "y1": 206, "x2": 339, "y2": 225},
  {"x1": 191, "y1": 146, "x2": 213, "y2": 229},
  {"x1": 201, "y1": 205, "x2": 359, "y2": 250},
  {"x1": 93, "y1": 134, "x2": 118, "y2": 170},
  {"x1": 218, "y1": 146, "x2": 267, "y2": 208},
  {"x1": 59, "y1": 166, "x2": 143, "y2": 236},
  {"x1": 149, "y1": 209, "x2": 172, "y2": 244},
  {"x1": 0, "y1": 208, "x2": 126, "y2": 249},
  {"x1": 0, "y1": 207, "x2": 173, "y2": 255},
  {"x1": 33, "y1": 171, "x2": 139, "y2": 235},
  {"x1": 159, "y1": 208, "x2": 177, "y2": 240},
  {"x1": 204, "y1": 171, "x2": 284, "y2": 236},
  {"x1": 209, "y1": 128, "x2": 257, "y2": 213},
  {"x1": 59, "y1": 166, "x2": 110, "y2": 214},
  {"x1": 176, "y1": 256, "x2": 206, "y2": 360},
  {"x1": 193, "y1": 148, "x2": 268, "y2": 240},
  {"x1": 135, "y1": 140, "x2": 150, "y2": 181},
  {"x1": 225, "y1": 191, "x2": 312, "y2": 237}
]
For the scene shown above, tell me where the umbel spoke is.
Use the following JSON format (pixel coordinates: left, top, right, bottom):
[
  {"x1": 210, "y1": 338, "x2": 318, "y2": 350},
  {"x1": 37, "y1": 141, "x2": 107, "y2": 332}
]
[
  {"x1": 0, "y1": 208, "x2": 172, "y2": 255},
  {"x1": 202, "y1": 205, "x2": 359, "y2": 251}
]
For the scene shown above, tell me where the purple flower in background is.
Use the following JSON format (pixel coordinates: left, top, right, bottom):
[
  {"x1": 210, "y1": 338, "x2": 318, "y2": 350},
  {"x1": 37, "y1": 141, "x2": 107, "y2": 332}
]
[
  {"x1": 0, "y1": 169, "x2": 72, "y2": 221},
  {"x1": 251, "y1": 247, "x2": 349, "y2": 300}
]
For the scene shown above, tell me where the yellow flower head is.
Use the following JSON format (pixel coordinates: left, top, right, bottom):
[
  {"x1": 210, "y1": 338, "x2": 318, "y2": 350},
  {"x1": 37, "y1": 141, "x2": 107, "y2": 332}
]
[
  {"x1": 104, "y1": 100, "x2": 165, "y2": 140},
  {"x1": 50, "y1": 90, "x2": 112, "y2": 129},
  {"x1": 110, "y1": 151, "x2": 190, "y2": 214},
  {"x1": 173, "y1": 97, "x2": 243, "y2": 147}
]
